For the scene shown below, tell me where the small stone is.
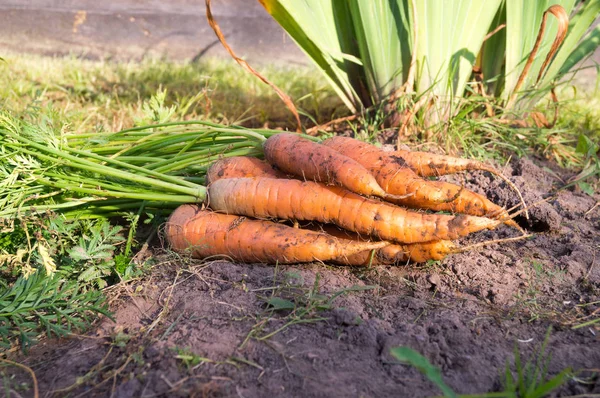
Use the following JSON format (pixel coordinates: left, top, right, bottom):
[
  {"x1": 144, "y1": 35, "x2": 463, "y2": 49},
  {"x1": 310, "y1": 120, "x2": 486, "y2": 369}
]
[{"x1": 427, "y1": 274, "x2": 441, "y2": 286}]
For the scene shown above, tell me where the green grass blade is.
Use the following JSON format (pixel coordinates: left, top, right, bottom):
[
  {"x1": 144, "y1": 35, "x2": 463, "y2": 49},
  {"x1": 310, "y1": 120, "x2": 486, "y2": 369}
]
[
  {"x1": 259, "y1": 0, "x2": 363, "y2": 112},
  {"x1": 390, "y1": 346, "x2": 458, "y2": 398},
  {"x1": 528, "y1": 369, "x2": 570, "y2": 398}
]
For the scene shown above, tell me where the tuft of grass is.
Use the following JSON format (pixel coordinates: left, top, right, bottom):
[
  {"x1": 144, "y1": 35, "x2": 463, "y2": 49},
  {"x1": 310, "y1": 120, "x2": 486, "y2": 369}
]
[
  {"x1": 390, "y1": 328, "x2": 571, "y2": 398},
  {"x1": 242, "y1": 272, "x2": 375, "y2": 346},
  {"x1": 172, "y1": 346, "x2": 214, "y2": 371},
  {"x1": 2, "y1": 51, "x2": 597, "y2": 172}
]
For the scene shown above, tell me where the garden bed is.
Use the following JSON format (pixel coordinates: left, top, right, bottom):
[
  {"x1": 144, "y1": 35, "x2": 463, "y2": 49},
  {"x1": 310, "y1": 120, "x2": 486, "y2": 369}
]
[{"x1": 8, "y1": 155, "x2": 599, "y2": 397}]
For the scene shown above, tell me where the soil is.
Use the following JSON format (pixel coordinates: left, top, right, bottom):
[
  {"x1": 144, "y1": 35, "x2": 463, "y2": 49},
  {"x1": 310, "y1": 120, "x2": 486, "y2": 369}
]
[{"x1": 5, "y1": 156, "x2": 600, "y2": 397}]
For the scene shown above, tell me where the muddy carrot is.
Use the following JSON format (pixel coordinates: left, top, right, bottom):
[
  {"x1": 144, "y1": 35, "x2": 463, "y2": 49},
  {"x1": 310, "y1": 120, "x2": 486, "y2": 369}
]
[
  {"x1": 394, "y1": 149, "x2": 528, "y2": 218},
  {"x1": 165, "y1": 204, "x2": 388, "y2": 264},
  {"x1": 309, "y1": 224, "x2": 457, "y2": 265},
  {"x1": 263, "y1": 133, "x2": 395, "y2": 199},
  {"x1": 206, "y1": 156, "x2": 285, "y2": 184},
  {"x1": 332, "y1": 240, "x2": 455, "y2": 266},
  {"x1": 322, "y1": 136, "x2": 512, "y2": 220},
  {"x1": 207, "y1": 177, "x2": 501, "y2": 244}
]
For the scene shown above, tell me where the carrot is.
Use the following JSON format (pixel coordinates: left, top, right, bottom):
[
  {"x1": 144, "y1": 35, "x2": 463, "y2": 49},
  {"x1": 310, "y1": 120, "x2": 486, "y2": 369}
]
[
  {"x1": 263, "y1": 133, "x2": 394, "y2": 199},
  {"x1": 207, "y1": 177, "x2": 501, "y2": 244},
  {"x1": 206, "y1": 156, "x2": 285, "y2": 184},
  {"x1": 307, "y1": 224, "x2": 456, "y2": 265},
  {"x1": 165, "y1": 204, "x2": 388, "y2": 264},
  {"x1": 336, "y1": 233, "x2": 534, "y2": 266},
  {"x1": 322, "y1": 136, "x2": 512, "y2": 220},
  {"x1": 394, "y1": 149, "x2": 528, "y2": 219},
  {"x1": 334, "y1": 240, "x2": 456, "y2": 266},
  {"x1": 395, "y1": 149, "x2": 502, "y2": 177}
]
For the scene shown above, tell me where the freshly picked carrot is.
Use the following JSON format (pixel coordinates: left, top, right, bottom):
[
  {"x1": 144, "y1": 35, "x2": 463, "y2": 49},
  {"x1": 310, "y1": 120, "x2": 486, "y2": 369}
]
[
  {"x1": 165, "y1": 205, "x2": 389, "y2": 264},
  {"x1": 206, "y1": 177, "x2": 502, "y2": 244},
  {"x1": 395, "y1": 149, "x2": 506, "y2": 177},
  {"x1": 322, "y1": 136, "x2": 514, "y2": 220},
  {"x1": 335, "y1": 240, "x2": 457, "y2": 266},
  {"x1": 263, "y1": 133, "x2": 398, "y2": 200},
  {"x1": 205, "y1": 156, "x2": 285, "y2": 184},
  {"x1": 318, "y1": 224, "x2": 530, "y2": 266},
  {"x1": 306, "y1": 224, "x2": 457, "y2": 266},
  {"x1": 394, "y1": 149, "x2": 528, "y2": 219}
]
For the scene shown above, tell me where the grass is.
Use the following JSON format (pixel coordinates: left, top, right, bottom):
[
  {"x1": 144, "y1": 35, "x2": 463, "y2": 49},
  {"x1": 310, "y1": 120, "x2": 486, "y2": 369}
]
[
  {"x1": 241, "y1": 271, "x2": 375, "y2": 346},
  {"x1": 391, "y1": 328, "x2": 572, "y2": 398},
  {"x1": 0, "y1": 52, "x2": 346, "y2": 132},
  {"x1": 1, "y1": 51, "x2": 598, "y2": 169}
]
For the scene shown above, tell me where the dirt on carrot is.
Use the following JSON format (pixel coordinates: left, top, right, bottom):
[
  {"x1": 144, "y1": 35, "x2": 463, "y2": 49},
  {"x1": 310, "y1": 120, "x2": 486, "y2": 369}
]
[
  {"x1": 207, "y1": 177, "x2": 502, "y2": 244},
  {"x1": 205, "y1": 156, "x2": 286, "y2": 185},
  {"x1": 263, "y1": 133, "x2": 392, "y2": 199},
  {"x1": 322, "y1": 136, "x2": 514, "y2": 220},
  {"x1": 165, "y1": 204, "x2": 389, "y2": 264},
  {"x1": 305, "y1": 223, "x2": 457, "y2": 265},
  {"x1": 394, "y1": 149, "x2": 528, "y2": 218}
]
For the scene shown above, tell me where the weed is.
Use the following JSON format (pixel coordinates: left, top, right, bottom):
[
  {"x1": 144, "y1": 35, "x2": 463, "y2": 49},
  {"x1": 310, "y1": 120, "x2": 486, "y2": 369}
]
[
  {"x1": 500, "y1": 328, "x2": 571, "y2": 398},
  {"x1": 243, "y1": 273, "x2": 375, "y2": 346},
  {"x1": 0, "y1": 269, "x2": 111, "y2": 352},
  {"x1": 391, "y1": 328, "x2": 571, "y2": 397},
  {"x1": 570, "y1": 300, "x2": 600, "y2": 330},
  {"x1": 512, "y1": 259, "x2": 567, "y2": 322},
  {"x1": 66, "y1": 220, "x2": 126, "y2": 288},
  {"x1": 172, "y1": 347, "x2": 214, "y2": 370},
  {"x1": 391, "y1": 346, "x2": 458, "y2": 398},
  {"x1": 562, "y1": 133, "x2": 600, "y2": 195}
]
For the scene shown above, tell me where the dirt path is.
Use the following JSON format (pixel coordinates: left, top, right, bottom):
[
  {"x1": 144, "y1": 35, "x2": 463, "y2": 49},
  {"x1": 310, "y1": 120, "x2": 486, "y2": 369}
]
[{"x1": 6, "y1": 157, "x2": 600, "y2": 397}]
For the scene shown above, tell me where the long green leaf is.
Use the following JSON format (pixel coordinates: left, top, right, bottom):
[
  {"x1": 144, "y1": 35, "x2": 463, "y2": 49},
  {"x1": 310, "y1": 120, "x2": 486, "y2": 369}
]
[
  {"x1": 390, "y1": 347, "x2": 458, "y2": 398},
  {"x1": 348, "y1": 0, "x2": 412, "y2": 103},
  {"x1": 559, "y1": 24, "x2": 600, "y2": 77},
  {"x1": 479, "y1": 2, "x2": 507, "y2": 97},
  {"x1": 415, "y1": 0, "x2": 502, "y2": 98},
  {"x1": 259, "y1": 0, "x2": 364, "y2": 112}
]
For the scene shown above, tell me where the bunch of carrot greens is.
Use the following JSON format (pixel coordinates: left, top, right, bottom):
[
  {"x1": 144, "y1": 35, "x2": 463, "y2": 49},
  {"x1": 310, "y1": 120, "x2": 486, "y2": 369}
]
[{"x1": 0, "y1": 113, "x2": 271, "y2": 220}]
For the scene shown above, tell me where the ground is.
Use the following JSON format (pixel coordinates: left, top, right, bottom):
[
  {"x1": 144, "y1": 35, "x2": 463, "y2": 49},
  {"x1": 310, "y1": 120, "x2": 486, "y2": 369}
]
[{"x1": 5, "y1": 156, "x2": 600, "y2": 397}]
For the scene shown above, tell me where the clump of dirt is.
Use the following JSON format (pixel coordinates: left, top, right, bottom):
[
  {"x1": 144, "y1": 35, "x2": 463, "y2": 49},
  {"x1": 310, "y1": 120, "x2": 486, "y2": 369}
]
[{"x1": 5, "y1": 157, "x2": 600, "y2": 397}]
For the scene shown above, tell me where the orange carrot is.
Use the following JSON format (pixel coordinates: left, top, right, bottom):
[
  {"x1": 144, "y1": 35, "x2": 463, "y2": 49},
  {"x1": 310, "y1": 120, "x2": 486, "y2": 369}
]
[
  {"x1": 335, "y1": 240, "x2": 456, "y2": 266},
  {"x1": 309, "y1": 224, "x2": 456, "y2": 265},
  {"x1": 394, "y1": 149, "x2": 501, "y2": 177},
  {"x1": 165, "y1": 204, "x2": 388, "y2": 264},
  {"x1": 322, "y1": 136, "x2": 511, "y2": 219},
  {"x1": 394, "y1": 149, "x2": 528, "y2": 218},
  {"x1": 206, "y1": 156, "x2": 285, "y2": 184},
  {"x1": 207, "y1": 177, "x2": 501, "y2": 244},
  {"x1": 263, "y1": 133, "x2": 393, "y2": 199}
]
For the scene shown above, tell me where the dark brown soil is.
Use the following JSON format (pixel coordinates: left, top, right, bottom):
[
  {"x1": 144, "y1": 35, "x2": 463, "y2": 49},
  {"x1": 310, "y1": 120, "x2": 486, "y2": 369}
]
[{"x1": 5, "y1": 157, "x2": 600, "y2": 397}]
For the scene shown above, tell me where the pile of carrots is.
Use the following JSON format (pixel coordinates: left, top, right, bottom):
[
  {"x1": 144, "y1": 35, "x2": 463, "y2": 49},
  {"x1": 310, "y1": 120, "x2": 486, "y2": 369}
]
[{"x1": 165, "y1": 134, "x2": 526, "y2": 266}]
